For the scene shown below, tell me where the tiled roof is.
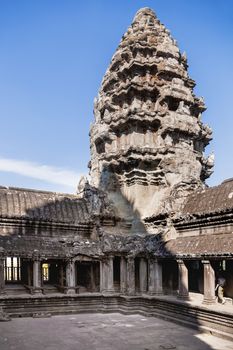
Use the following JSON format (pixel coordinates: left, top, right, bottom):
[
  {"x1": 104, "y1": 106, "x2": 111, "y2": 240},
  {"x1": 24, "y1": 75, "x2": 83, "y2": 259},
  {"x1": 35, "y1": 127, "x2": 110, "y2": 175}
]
[
  {"x1": 0, "y1": 187, "x2": 90, "y2": 224},
  {"x1": 182, "y1": 178, "x2": 233, "y2": 216},
  {"x1": 160, "y1": 233, "x2": 233, "y2": 258},
  {"x1": 0, "y1": 236, "x2": 68, "y2": 257}
]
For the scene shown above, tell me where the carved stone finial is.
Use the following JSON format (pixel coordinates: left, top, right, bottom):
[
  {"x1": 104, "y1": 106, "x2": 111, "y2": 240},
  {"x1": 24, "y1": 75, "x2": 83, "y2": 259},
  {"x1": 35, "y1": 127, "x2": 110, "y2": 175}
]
[{"x1": 77, "y1": 175, "x2": 89, "y2": 196}]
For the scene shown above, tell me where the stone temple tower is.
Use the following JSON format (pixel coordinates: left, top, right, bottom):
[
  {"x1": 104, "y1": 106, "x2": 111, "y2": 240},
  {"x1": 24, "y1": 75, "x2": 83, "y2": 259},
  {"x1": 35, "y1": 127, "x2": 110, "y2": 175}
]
[{"x1": 89, "y1": 8, "x2": 213, "y2": 232}]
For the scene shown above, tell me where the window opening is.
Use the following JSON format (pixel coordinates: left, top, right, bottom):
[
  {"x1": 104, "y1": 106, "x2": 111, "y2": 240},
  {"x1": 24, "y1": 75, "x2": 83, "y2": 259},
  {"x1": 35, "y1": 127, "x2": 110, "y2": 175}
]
[
  {"x1": 4, "y1": 257, "x2": 21, "y2": 281},
  {"x1": 42, "y1": 263, "x2": 49, "y2": 282}
]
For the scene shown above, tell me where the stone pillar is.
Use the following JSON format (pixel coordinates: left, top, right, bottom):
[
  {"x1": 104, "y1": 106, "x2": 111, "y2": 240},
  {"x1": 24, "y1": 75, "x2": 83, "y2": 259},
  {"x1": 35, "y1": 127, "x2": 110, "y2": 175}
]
[
  {"x1": 177, "y1": 260, "x2": 189, "y2": 299},
  {"x1": 126, "y1": 257, "x2": 135, "y2": 296},
  {"x1": 65, "y1": 259, "x2": 76, "y2": 294},
  {"x1": 0, "y1": 257, "x2": 5, "y2": 294},
  {"x1": 101, "y1": 257, "x2": 114, "y2": 294},
  {"x1": 100, "y1": 261, "x2": 104, "y2": 292},
  {"x1": 59, "y1": 264, "x2": 64, "y2": 287},
  {"x1": 27, "y1": 263, "x2": 32, "y2": 286},
  {"x1": 33, "y1": 259, "x2": 42, "y2": 294},
  {"x1": 120, "y1": 256, "x2": 127, "y2": 294},
  {"x1": 107, "y1": 256, "x2": 114, "y2": 293},
  {"x1": 202, "y1": 260, "x2": 216, "y2": 304},
  {"x1": 139, "y1": 258, "x2": 147, "y2": 293},
  {"x1": 100, "y1": 260, "x2": 108, "y2": 292},
  {"x1": 148, "y1": 258, "x2": 163, "y2": 295}
]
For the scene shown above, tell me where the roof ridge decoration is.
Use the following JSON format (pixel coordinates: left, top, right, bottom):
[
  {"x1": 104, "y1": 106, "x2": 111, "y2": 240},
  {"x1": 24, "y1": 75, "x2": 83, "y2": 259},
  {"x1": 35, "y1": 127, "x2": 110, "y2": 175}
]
[
  {"x1": 0, "y1": 186, "x2": 81, "y2": 198},
  {"x1": 89, "y1": 8, "x2": 213, "y2": 232}
]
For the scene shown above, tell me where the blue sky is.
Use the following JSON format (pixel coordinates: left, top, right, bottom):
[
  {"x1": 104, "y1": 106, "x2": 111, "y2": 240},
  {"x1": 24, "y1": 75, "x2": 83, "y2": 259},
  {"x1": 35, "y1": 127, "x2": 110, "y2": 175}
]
[{"x1": 0, "y1": 0, "x2": 232, "y2": 193}]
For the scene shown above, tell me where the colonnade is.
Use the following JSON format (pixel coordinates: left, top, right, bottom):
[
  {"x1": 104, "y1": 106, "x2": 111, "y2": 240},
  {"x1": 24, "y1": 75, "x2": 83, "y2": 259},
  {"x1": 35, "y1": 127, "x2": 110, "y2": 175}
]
[
  {"x1": 100, "y1": 256, "x2": 163, "y2": 296},
  {"x1": 176, "y1": 259, "x2": 216, "y2": 303},
  {"x1": 0, "y1": 257, "x2": 98, "y2": 295},
  {"x1": 100, "y1": 256, "x2": 217, "y2": 304},
  {"x1": 0, "y1": 255, "x2": 218, "y2": 304}
]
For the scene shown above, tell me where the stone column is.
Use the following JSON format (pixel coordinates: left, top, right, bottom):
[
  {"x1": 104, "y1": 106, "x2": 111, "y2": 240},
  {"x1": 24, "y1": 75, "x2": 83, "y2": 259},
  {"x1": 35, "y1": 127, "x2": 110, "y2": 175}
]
[
  {"x1": 65, "y1": 259, "x2": 76, "y2": 294},
  {"x1": 148, "y1": 258, "x2": 163, "y2": 295},
  {"x1": 139, "y1": 258, "x2": 147, "y2": 293},
  {"x1": 107, "y1": 256, "x2": 114, "y2": 293},
  {"x1": 27, "y1": 263, "x2": 32, "y2": 286},
  {"x1": 177, "y1": 260, "x2": 189, "y2": 299},
  {"x1": 0, "y1": 257, "x2": 5, "y2": 294},
  {"x1": 59, "y1": 264, "x2": 64, "y2": 287},
  {"x1": 202, "y1": 260, "x2": 216, "y2": 304},
  {"x1": 99, "y1": 261, "x2": 104, "y2": 292},
  {"x1": 120, "y1": 256, "x2": 127, "y2": 294},
  {"x1": 101, "y1": 257, "x2": 114, "y2": 294},
  {"x1": 33, "y1": 259, "x2": 42, "y2": 294},
  {"x1": 100, "y1": 260, "x2": 108, "y2": 293},
  {"x1": 126, "y1": 257, "x2": 135, "y2": 296}
]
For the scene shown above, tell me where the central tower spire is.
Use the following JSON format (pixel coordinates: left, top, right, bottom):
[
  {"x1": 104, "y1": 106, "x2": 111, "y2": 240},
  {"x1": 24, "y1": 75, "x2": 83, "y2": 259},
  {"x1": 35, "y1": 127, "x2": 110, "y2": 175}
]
[{"x1": 89, "y1": 8, "x2": 212, "y2": 230}]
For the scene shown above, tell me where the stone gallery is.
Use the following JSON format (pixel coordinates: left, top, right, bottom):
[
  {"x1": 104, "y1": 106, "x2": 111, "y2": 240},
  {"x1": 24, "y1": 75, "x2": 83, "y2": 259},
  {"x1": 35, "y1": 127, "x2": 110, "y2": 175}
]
[{"x1": 0, "y1": 8, "x2": 233, "y2": 337}]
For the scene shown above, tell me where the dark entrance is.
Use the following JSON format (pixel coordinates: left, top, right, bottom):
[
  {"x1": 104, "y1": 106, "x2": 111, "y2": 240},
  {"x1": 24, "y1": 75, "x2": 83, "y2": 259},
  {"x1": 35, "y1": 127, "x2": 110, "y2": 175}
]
[
  {"x1": 162, "y1": 260, "x2": 178, "y2": 295},
  {"x1": 135, "y1": 257, "x2": 140, "y2": 292},
  {"x1": 113, "y1": 256, "x2": 120, "y2": 291},
  {"x1": 76, "y1": 261, "x2": 100, "y2": 292},
  {"x1": 186, "y1": 260, "x2": 203, "y2": 293}
]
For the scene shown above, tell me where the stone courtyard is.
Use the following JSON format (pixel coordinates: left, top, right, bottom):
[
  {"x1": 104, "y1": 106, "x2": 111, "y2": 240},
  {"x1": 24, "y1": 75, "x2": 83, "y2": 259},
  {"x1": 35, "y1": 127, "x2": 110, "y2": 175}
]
[{"x1": 0, "y1": 313, "x2": 232, "y2": 350}]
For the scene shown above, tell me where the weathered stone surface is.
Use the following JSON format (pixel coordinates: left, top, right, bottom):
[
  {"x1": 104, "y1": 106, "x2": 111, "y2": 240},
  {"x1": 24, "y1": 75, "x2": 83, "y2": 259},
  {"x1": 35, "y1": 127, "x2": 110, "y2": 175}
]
[
  {"x1": 160, "y1": 233, "x2": 233, "y2": 258},
  {"x1": 0, "y1": 187, "x2": 90, "y2": 224},
  {"x1": 1, "y1": 313, "x2": 233, "y2": 350},
  {"x1": 89, "y1": 8, "x2": 213, "y2": 230},
  {"x1": 181, "y1": 178, "x2": 233, "y2": 216},
  {"x1": 0, "y1": 307, "x2": 11, "y2": 322}
]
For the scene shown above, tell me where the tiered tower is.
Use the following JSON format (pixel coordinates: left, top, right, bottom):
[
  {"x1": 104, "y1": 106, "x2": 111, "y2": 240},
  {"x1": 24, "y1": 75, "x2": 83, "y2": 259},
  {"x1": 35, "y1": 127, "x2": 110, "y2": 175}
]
[{"x1": 89, "y1": 8, "x2": 212, "y2": 230}]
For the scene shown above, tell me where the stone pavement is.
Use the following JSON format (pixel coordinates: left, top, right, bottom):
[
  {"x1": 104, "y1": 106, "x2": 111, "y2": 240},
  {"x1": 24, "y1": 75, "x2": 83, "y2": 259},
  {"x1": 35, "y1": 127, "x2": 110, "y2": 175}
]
[{"x1": 0, "y1": 313, "x2": 232, "y2": 350}]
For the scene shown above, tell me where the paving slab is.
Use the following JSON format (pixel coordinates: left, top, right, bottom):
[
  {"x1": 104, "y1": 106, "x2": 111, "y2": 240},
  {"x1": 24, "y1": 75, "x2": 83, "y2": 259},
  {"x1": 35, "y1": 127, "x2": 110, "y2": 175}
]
[{"x1": 0, "y1": 313, "x2": 232, "y2": 350}]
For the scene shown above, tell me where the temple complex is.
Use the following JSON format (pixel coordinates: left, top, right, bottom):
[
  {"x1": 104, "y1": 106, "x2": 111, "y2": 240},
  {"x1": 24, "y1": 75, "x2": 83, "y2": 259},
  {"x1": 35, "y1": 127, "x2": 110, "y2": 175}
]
[{"x1": 0, "y1": 8, "x2": 232, "y2": 339}]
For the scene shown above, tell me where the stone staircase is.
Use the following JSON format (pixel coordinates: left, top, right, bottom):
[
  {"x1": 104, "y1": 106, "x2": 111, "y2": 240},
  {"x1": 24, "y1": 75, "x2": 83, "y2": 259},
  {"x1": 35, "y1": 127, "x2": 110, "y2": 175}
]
[
  {"x1": 42, "y1": 285, "x2": 60, "y2": 295},
  {"x1": 4, "y1": 284, "x2": 27, "y2": 295}
]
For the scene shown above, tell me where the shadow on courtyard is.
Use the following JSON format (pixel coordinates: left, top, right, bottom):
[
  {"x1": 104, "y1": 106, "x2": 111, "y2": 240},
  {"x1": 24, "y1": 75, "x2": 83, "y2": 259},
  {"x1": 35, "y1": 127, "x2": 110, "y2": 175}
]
[
  {"x1": 0, "y1": 174, "x2": 231, "y2": 349},
  {"x1": 0, "y1": 313, "x2": 228, "y2": 350}
]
